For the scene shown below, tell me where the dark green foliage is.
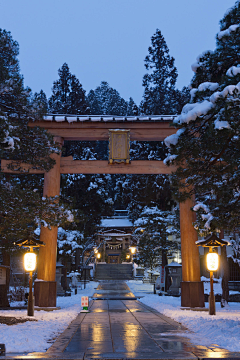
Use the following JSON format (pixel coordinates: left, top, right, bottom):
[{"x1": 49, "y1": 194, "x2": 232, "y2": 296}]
[
  {"x1": 31, "y1": 90, "x2": 48, "y2": 115},
  {"x1": 62, "y1": 174, "x2": 113, "y2": 238},
  {"x1": 140, "y1": 29, "x2": 177, "y2": 115},
  {"x1": 48, "y1": 63, "x2": 89, "y2": 115},
  {"x1": 127, "y1": 97, "x2": 139, "y2": 116},
  {"x1": 0, "y1": 29, "x2": 71, "y2": 252},
  {"x1": 140, "y1": 29, "x2": 190, "y2": 115},
  {"x1": 134, "y1": 207, "x2": 180, "y2": 268},
  {"x1": 164, "y1": 1, "x2": 240, "y2": 235},
  {"x1": 87, "y1": 81, "x2": 128, "y2": 115}
]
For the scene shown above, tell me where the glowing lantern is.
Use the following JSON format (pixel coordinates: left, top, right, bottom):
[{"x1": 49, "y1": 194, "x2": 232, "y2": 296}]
[
  {"x1": 24, "y1": 252, "x2": 37, "y2": 272},
  {"x1": 207, "y1": 252, "x2": 219, "y2": 271},
  {"x1": 129, "y1": 246, "x2": 136, "y2": 254}
]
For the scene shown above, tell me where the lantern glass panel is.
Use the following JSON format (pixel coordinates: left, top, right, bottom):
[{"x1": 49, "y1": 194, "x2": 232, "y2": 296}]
[
  {"x1": 207, "y1": 252, "x2": 218, "y2": 271},
  {"x1": 24, "y1": 252, "x2": 37, "y2": 272},
  {"x1": 129, "y1": 247, "x2": 136, "y2": 254}
]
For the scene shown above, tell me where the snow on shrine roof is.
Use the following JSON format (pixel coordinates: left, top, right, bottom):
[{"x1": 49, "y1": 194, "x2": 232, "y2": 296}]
[
  {"x1": 42, "y1": 114, "x2": 177, "y2": 123},
  {"x1": 100, "y1": 218, "x2": 133, "y2": 228}
]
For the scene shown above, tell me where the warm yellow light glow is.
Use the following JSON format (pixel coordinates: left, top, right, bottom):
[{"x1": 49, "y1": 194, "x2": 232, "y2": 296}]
[
  {"x1": 207, "y1": 252, "x2": 218, "y2": 271},
  {"x1": 24, "y1": 252, "x2": 37, "y2": 272},
  {"x1": 97, "y1": 253, "x2": 101, "y2": 259},
  {"x1": 129, "y1": 246, "x2": 136, "y2": 254},
  {"x1": 126, "y1": 254, "x2": 130, "y2": 259}
]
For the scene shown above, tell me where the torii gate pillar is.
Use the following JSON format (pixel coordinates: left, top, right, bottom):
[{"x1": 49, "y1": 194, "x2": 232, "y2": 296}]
[
  {"x1": 34, "y1": 137, "x2": 63, "y2": 308},
  {"x1": 180, "y1": 197, "x2": 205, "y2": 308}
]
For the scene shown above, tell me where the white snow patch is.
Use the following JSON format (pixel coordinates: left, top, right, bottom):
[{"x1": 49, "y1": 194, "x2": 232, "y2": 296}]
[
  {"x1": 164, "y1": 128, "x2": 185, "y2": 148},
  {"x1": 0, "y1": 282, "x2": 98, "y2": 353},
  {"x1": 174, "y1": 100, "x2": 214, "y2": 125},
  {"x1": 214, "y1": 119, "x2": 230, "y2": 130},
  {"x1": 226, "y1": 65, "x2": 240, "y2": 77},
  {"x1": 218, "y1": 24, "x2": 239, "y2": 40},
  {"x1": 198, "y1": 82, "x2": 219, "y2": 92}
]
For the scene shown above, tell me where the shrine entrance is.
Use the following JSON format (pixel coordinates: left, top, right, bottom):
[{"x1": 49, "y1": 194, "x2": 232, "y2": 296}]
[
  {"x1": 109, "y1": 256, "x2": 119, "y2": 264},
  {"x1": 1, "y1": 114, "x2": 204, "y2": 309}
]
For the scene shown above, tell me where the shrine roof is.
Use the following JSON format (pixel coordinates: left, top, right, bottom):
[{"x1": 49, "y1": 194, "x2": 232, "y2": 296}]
[
  {"x1": 100, "y1": 218, "x2": 133, "y2": 228},
  {"x1": 42, "y1": 114, "x2": 177, "y2": 123}
]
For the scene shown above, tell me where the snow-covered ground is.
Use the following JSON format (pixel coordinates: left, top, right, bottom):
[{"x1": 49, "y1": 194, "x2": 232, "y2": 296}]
[
  {"x1": 127, "y1": 280, "x2": 240, "y2": 353},
  {"x1": 0, "y1": 282, "x2": 98, "y2": 354}
]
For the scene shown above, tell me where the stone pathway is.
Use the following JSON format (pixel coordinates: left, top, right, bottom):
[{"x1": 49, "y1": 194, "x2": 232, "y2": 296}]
[{"x1": 41, "y1": 281, "x2": 240, "y2": 359}]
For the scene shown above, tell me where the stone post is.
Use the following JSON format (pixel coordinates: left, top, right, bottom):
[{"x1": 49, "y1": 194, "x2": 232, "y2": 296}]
[
  {"x1": 180, "y1": 197, "x2": 205, "y2": 308},
  {"x1": 35, "y1": 137, "x2": 63, "y2": 307}
]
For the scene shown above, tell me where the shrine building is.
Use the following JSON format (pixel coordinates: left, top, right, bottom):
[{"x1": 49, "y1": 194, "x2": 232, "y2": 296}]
[{"x1": 96, "y1": 210, "x2": 137, "y2": 263}]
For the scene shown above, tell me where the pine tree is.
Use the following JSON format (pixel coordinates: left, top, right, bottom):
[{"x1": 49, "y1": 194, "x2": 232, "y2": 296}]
[
  {"x1": 134, "y1": 206, "x2": 180, "y2": 269},
  {"x1": 140, "y1": 29, "x2": 178, "y2": 115},
  {"x1": 164, "y1": 1, "x2": 240, "y2": 306},
  {"x1": 62, "y1": 173, "x2": 113, "y2": 238},
  {"x1": 164, "y1": 1, "x2": 240, "y2": 234},
  {"x1": 127, "y1": 97, "x2": 139, "y2": 116},
  {"x1": 87, "y1": 81, "x2": 128, "y2": 115},
  {"x1": 87, "y1": 90, "x2": 102, "y2": 114},
  {"x1": 31, "y1": 90, "x2": 48, "y2": 115},
  {"x1": 48, "y1": 63, "x2": 89, "y2": 114},
  {"x1": 0, "y1": 30, "x2": 72, "y2": 306}
]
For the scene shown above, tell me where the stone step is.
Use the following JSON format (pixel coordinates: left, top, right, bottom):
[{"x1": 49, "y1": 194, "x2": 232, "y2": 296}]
[{"x1": 95, "y1": 264, "x2": 133, "y2": 280}]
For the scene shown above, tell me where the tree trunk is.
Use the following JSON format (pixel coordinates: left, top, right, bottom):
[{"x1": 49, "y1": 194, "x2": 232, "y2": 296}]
[
  {"x1": 61, "y1": 258, "x2": 68, "y2": 291},
  {"x1": 162, "y1": 250, "x2": 168, "y2": 267},
  {"x1": 221, "y1": 245, "x2": 229, "y2": 307},
  {"x1": 0, "y1": 250, "x2": 10, "y2": 307},
  {"x1": 75, "y1": 248, "x2": 81, "y2": 271},
  {"x1": 220, "y1": 229, "x2": 229, "y2": 307}
]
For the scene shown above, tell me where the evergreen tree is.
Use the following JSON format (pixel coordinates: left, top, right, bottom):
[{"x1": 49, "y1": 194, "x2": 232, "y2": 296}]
[
  {"x1": 164, "y1": 1, "x2": 240, "y2": 306},
  {"x1": 164, "y1": 0, "x2": 240, "y2": 234},
  {"x1": 140, "y1": 29, "x2": 178, "y2": 115},
  {"x1": 31, "y1": 90, "x2": 48, "y2": 115},
  {"x1": 87, "y1": 89, "x2": 102, "y2": 114},
  {"x1": 62, "y1": 173, "x2": 113, "y2": 238},
  {"x1": 134, "y1": 206, "x2": 180, "y2": 269},
  {"x1": 87, "y1": 81, "x2": 128, "y2": 115},
  {"x1": 127, "y1": 97, "x2": 139, "y2": 116},
  {"x1": 48, "y1": 63, "x2": 89, "y2": 114},
  {"x1": 0, "y1": 30, "x2": 72, "y2": 306}
]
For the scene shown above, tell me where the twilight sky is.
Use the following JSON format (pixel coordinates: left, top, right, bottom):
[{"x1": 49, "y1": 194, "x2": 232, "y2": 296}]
[{"x1": 0, "y1": 0, "x2": 236, "y2": 105}]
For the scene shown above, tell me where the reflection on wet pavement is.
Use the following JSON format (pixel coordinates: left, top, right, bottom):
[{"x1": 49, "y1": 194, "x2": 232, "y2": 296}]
[{"x1": 60, "y1": 282, "x2": 237, "y2": 359}]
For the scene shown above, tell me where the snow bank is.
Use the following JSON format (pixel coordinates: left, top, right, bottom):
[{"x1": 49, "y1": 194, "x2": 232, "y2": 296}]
[
  {"x1": 0, "y1": 282, "x2": 98, "y2": 353},
  {"x1": 127, "y1": 280, "x2": 240, "y2": 353}
]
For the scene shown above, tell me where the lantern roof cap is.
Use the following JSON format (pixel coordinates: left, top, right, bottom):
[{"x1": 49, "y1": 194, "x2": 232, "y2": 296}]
[
  {"x1": 196, "y1": 233, "x2": 230, "y2": 247},
  {"x1": 14, "y1": 238, "x2": 45, "y2": 248}
]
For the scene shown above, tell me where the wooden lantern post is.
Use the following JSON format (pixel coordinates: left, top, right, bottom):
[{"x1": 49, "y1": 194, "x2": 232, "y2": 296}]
[
  {"x1": 15, "y1": 238, "x2": 45, "y2": 315},
  {"x1": 196, "y1": 233, "x2": 229, "y2": 315}
]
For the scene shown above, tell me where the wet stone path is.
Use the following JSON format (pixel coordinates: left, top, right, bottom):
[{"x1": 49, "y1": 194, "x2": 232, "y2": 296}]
[{"x1": 44, "y1": 281, "x2": 239, "y2": 359}]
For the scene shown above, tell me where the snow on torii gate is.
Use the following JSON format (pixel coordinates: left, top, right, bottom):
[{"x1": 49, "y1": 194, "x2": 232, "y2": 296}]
[{"x1": 2, "y1": 115, "x2": 204, "y2": 308}]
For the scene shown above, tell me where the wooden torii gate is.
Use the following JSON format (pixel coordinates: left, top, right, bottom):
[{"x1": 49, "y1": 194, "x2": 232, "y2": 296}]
[{"x1": 2, "y1": 115, "x2": 204, "y2": 308}]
